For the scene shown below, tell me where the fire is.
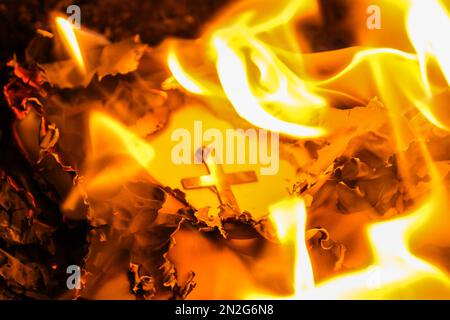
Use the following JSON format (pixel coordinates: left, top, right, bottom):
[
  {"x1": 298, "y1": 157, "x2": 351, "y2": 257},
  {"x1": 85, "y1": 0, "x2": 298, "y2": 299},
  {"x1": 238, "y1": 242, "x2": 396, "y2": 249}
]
[
  {"x1": 167, "y1": 50, "x2": 206, "y2": 95},
  {"x1": 167, "y1": 0, "x2": 450, "y2": 133},
  {"x1": 305, "y1": 188, "x2": 450, "y2": 299},
  {"x1": 63, "y1": 111, "x2": 156, "y2": 214},
  {"x1": 78, "y1": 111, "x2": 154, "y2": 200},
  {"x1": 268, "y1": 198, "x2": 315, "y2": 294},
  {"x1": 212, "y1": 37, "x2": 325, "y2": 138},
  {"x1": 167, "y1": 0, "x2": 327, "y2": 138},
  {"x1": 165, "y1": 0, "x2": 450, "y2": 300},
  {"x1": 55, "y1": 16, "x2": 86, "y2": 73},
  {"x1": 88, "y1": 111, "x2": 155, "y2": 169},
  {"x1": 407, "y1": 0, "x2": 450, "y2": 93},
  {"x1": 249, "y1": 189, "x2": 450, "y2": 300},
  {"x1": 54, "y1": 0, "x2": 450, "y2": 300}
]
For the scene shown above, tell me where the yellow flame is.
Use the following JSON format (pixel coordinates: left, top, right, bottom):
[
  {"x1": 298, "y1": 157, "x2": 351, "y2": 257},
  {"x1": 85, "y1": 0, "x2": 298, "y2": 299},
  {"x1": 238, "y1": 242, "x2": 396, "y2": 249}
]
[
  {"x1": 167, "y1": 50, "x2": 207, "y2": 95},
  {"x1": 304, "y1": 199, "x2": 450, "y2": 299},
  {"x1": 89, "y1": 111, "x2": 154, "y2": 168},
  {"x1": 82, "y1": 111, "x2": 155, "y2": 195},
  {"x1": 213, "y1": 38, "x2": 325, "y2": 138},
  {"x1": 55, "y1": 16, "x2": 85, "y2": 73},
  {"x1": 167, "y1": 0, "x2": 327, "y2": 138},
  {"x1": 164, "y1": 0, "x2": 450, "y2": 299},
  {"x1": 250, "y1": 193, "x2": 450, "y2": 300},
  {"x1": 199, "y1": 151, "x2": 220, "y2": 186},
  {"x1": 269, "y1": 198, "x2": 315, "y2": 294},
  {"x1": 63, "y1": 111, "x2": 155, "y2": 213},
  {"x1": 167, "y1": 0, "x2": 450, "y2": 134},
  {"x1": 407, "y1": 0, "x2": 450, "y2": 94}
]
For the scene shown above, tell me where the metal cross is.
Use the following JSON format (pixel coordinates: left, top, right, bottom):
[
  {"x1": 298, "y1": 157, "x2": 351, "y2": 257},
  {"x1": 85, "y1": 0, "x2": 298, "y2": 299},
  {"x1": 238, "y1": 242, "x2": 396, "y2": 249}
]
[{"x1": 181, "y1": 149, "x2": 258, "y2": 211}]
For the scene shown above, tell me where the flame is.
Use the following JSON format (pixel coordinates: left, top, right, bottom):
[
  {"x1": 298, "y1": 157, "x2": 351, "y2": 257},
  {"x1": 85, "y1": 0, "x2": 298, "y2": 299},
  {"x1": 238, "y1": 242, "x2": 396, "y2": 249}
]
[
  {"x1": 89, "y1": 111, "x2": 155, "y2": 168},
  {"x1": 268, "y1": 198, "x2": 315, "y2": 294},
  {"x1": 305, "y1": 201, "x2": 450, "y2": 299},
  {"x1": 55, "y1": 16, "x2": 86, "y2": 73},
  {"x1": 84, "y1": 111, "x2": 154, "y2": 195},
  {"x1": 56, "y1": 0, "x2": 450, "y2": 299},
  {"x1": 407, "y1": 0, "x2": 450, "y2": 94},
  {"x1": 212, "y1": 37, "x2": 326, "y2": 137},
  {"x1": 167, "y1": 0, "x2": 327, "y2": 138},
  {"x1": 167, "y1": 50, "x2": 206, "y2": 95},
  {"x1": 160, "y1": 0, "x2": 450, "y2": 299},
  {"x1": 167, "y1": 0, "x2": 450, "y2": 134},
  {"x1": 316, "y1": 0, "x2": 450, "y2": 130},
  {"x1": 199, "y1": 151, "x2": 220, "y2": 186},
  {"x1": 249, "y1": 190, "x2": 450, "y2": 300},
  {"x1": 62, "y1": 111, "x2": 155, "y2": 213}
]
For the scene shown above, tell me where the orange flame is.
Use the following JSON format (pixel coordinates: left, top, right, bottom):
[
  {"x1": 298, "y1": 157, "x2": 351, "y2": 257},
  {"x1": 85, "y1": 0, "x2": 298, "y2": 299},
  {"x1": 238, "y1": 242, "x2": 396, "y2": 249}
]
[
  {"x1": 167, "y1": 0, "x2": 327, "y2": 138},
  {"x1": 62, "y1": 111, "x2": 155, "y2": 215},
  {"x1": 55, "y1": 16, "x2": 86, "y2": 73},
  {"x1": 89, "y1": 111, "x2": 155, "y2": 168},
  {"x1": 248, "y1": 191, "x2": 450, "y2": 300},
  {"x1": 164, "y1": 0, "x2": 450, "y2": 299},
  {"x1": 307, "y1": 201, "x2": 450, "y2": 299},
  {"x1": 407, "y1": 0, "x2": 450, "y2": 94},
  {"x1": 58, "y1": 0, "x2": 450, "y2": 299},
  {"x1": 167, "y1": 0, "x2": 450, "y2": 134}
]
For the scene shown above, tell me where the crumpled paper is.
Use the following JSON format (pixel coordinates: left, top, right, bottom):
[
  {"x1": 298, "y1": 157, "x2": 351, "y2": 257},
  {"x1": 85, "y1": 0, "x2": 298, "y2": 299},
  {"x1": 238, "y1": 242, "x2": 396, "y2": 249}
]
[{"x1": 34, "y1": 24, "x2": 147, "y2": 89}]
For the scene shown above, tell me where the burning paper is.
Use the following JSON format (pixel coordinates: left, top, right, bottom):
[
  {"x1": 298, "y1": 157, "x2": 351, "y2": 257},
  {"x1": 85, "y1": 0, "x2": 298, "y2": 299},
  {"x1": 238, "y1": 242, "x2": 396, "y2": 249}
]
[{"x1": 0, "y1": 0, "x2": 450, "y2": 301}]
